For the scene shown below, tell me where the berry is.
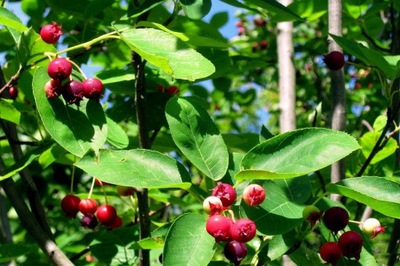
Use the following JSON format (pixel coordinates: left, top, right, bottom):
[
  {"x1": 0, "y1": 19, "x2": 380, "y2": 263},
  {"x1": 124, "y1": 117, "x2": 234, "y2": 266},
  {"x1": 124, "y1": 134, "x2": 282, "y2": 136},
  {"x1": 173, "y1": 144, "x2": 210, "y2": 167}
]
[
  {"x1": 323, "y1": 206, "x2": 349, "y2": 233},
  {"x1": 82, "y1": 78, "x2": 104, "y2": 100},
  {"x1": 117, "y1": 186, "x2": 136, "y2": 196},
  {"x1": 40, "y1": 22, "x2": 63, "y2": 44},
  {"x1": 323, "y1": 51, "x2": 345, "y2": 71},
  {"x1": 61, "y1": 194, "x2": 81, "y2": 218},
  {"x1": 230, "y1": 218, "x2": 256, "y2": 243},
  {"x1": 242, "y1": 184, "x2": 266, "y2": 206},
  {"x1": 44, "y1": 79, "x2": 62, "y2": 98},
  {"x1": 206, "y1": 214, "x2": 233, "y2": 242},
  {"x1": 362, "y1": 218, "x2": 385, "y2": 238},
  {"x1": 96, "y1": 204, "x2": 117, "y2": 225},
  {"x1": 253, "y1": 18, "x2": 266, "y2": 27},
  {"x1": 319, "y1": 242, "x2": 343, "y2": 266},
  {"x1": 166, "y1": 85, "x2": 179, "y2": 95},
  {"x1": 62, "y1": 80, "x2": 84, "y2": 105},
  {"x1": 235, "y1": 21, "x2": 244, "y2": 28},
  {"x1": 211, "y1": 182, "x2": 236, "y2": 207},
  {"x1": 8, "y1": 86, "x2": 18, "y2": 100},
  {"x1": 338, "y1": 231, "x2": 363, "y2": 260},
  {"x1": 203, "y1": 196, "x2": 224, "y2": 215},
  {"x1": 47, "y1": 58, "x2": 72, "y2": 80},
  {"x1": 81, "y1": 215, "x2": 98, "y2": 229},
  {"x1": 78, "y1": 198, "x2": 98, "y2": 216},
  {"x1": 108, "y1": 215, "x2": 123, "y2": 229},
  {"x1": 224, "y1": 240, "x2": 247, "y2": 265},
  {"x1": 302, "y1": 205, "x2": 322, "y2": 228},
  {"x1": 260, "y1": 40, "x2": 268, "y2": 50}
]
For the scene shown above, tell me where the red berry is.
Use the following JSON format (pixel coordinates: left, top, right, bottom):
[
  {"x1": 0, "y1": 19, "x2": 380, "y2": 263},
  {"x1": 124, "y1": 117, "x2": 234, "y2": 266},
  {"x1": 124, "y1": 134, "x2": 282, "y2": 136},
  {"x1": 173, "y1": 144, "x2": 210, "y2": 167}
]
[
  {"x1": 82, "y1": 78, "x2": 104, "y2": 100},
  {"x1": 319, "y1": 242, "x2": 343, "y2": 265},
  {"x1": 81, "y1": 215, "x2": 98, "y2": 229},
  {"x1": 117, "y1": 186, "x2": 136, "y2": 196},
  {"x1": 78, "y1": 198, "x2": 98, "y2": 216},
  {"x1": 203, "y1": 196, "x2": 224, "y2": 215},
  {"x1": 206, "y1": 214, "x2": 233, "y2": 242},
  {"x1": 230, "y1": 218, "x2": 256, "y2": 243},
  {"x1": 224, "y1": 240, "x2": 247, "y2": 264},
  {"x1": 235, "y1": 21, "x2": 244, "y2": 28},
  {"x1": 8, "y1": 86, "x2": 18, "y2": 100},
  {"x1": 108, "y1": 215, "x2": 123, "y2": 229},
  {"x1": 62, "y1": 80, "x2": 84, "y2": 105},
  {"x1": 323, "y1": 51, "x2": 345, "y2": 71},
  {"x1": 44, "y1": 79, "x2": 62, "y2": 98},
  {"x1": 166, "y1": 86, "x2": 179, "y2": 95},
  {"x1": 323, "y1": 206, "x2": 349, "y2": 234},
  {"x1": 338, "y1": 231, "x2": 363, "y2": 260},
  {"x1": 61, "y1": 194, "x2": 81, "y2": 218},
  {"x1": 242, "y1": 184, "x2": 266, "y2": 206},
  {"x1": 260, "y1": 40, "x2": 268, "y2": 50},
  {"x1": 211, "y1": 182, "x2": 236, "y2": 207},
  {"x1": 40, "y1": 22, "x2": 63, "y2": 44},
  {"x1": 96, "y1": 204, "x2": 117, "y2": 225},
  {"x1": 47, "y1": 58, "x2": 72, "y2": 80}
]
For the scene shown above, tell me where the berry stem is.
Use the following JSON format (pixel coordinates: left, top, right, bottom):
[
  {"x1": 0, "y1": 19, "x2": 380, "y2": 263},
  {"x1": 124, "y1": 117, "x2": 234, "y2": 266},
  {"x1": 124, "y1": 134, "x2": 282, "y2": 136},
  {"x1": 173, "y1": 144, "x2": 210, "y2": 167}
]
[
  {"x1": 68, "y1": 59, "x2": 87, "y2": 79},
  {"x1": 88, "y1": 177, "x2": 96, "y2": 199}
]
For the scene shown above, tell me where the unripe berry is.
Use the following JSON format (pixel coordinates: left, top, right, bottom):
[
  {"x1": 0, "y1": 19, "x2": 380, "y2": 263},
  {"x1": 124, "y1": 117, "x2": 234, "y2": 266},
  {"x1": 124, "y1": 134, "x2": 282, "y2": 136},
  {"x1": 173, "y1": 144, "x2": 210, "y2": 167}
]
[
  {"x1": 230, "y1": 218, "x2": 256, "y2": 243},
  {"x1": 62, "y1": 80, "x2": 84, "y2": 105},
  {"x1": 323, "y1": 206, "x2": 349, "y2": 234},
  {"x1": 362, "y1": 218, "x2": 385, "y2": 238},
  {"x1": 211, "y1": 182, "x2": 236, "y2": 207},
  {"x1": 61, "y1": 194, "x2": 81, "y2": 218},
  {"x1": 319, "y1": 242, "x2": 343, "y2": 265},
  {"x1": 40, "y1": 22, "x2": 63, "y2": 44},
  {"x1": 224, "y1": 240, "x2": 247, "y2": 265},
  {"x1": 44, "y1": 79, "x2": 62, "y2": 98},
  {"x1": 96, "y1": 204, "x2": 117, "y2": 225},
  {"x1": 242, "y1": 184, "x2": 266, "y2": 206},
  {"x1": 82, "y1": 78, "x2": 104, "y2": 100},
  {"x1": 47, "y1": 58, "x2": 72, "y2": 80},
  {"x1": 323, "y1": 51, "x2": 345, "y2": 71},
  {"x1": 78, "y1": 198, "x2": 98, "y2": 216},
  {"x1": 206, "y1": 214, "x2": 233, "y2": 242},
  {"x1": 202, "y1": 196, "x2": 223, "y2": 215},
  {"x1": 338, "y1": 231, "x2": 363, "y2": 260},
  {"x1": 302, "y1": 205, "x2": 322, "y2": 228}
]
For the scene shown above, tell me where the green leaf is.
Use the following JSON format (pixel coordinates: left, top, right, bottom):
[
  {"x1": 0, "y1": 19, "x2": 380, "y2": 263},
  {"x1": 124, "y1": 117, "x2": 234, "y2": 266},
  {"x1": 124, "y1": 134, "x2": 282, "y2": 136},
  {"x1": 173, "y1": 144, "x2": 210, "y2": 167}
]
[
  {"x1": 166, "y1": 97, "x2": 229, "y2": 180},
  {"x1": 180, "y1": 0, "x2": 212, "y2": 20},
  {"x1": 245, "y1": 0, "x2": 303, "y2": 22},
  {"x1": 327, "y1": 176, "x2": 400, "y2": 219},
  {"x1": 0, "y1": 99, "x2": 21, "y2": 124},
  {"x1": 0, "y1": 244, "x2": 34, "y2": 262},
  {"x1": 268, "y1": 232, "x2": 296, "y2": 261},
  {"x1": 120, "y1": 28, "x2": 215, "y2": 81},
  {"x1": 33, "y1": 67, "x2": 108, "y2": 157},
  {"x1": 106, "y1": 116, "x2": 129, "y2": 149},
  {"x1": 75, "y1": 149, "x2": 192, "y2": 189},
  {"x1": 236, "y1": 128, "x2": 360, "y2": 180},
  {"x1": 0, "y1": 7, "x2": 28, "y2": 33},
  {"x1": 360, "y1": 132, "x2": 397, "y2": 164},
  {"x1": 96, "y1": 69, "x2": 135, "y2": 84},
  {"x1": 163, "y1": 213, "x2": 215, "y2": 266},
  {"x1": 129, "y1": 237, "x2": 164, "y2": 250}
]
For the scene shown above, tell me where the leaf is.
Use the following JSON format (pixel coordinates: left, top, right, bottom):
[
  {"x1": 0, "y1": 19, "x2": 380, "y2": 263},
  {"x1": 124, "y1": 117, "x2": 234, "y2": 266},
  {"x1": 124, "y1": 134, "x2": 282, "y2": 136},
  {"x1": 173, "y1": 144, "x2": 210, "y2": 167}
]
[
  {"x1": 245, "y1": 0, "x2": 303, "y2": 22},
  {"x1": 0, "y1": 7, "x2": 28, "y2": 33},
  {"x1": 180, "y1": 0, "x2": 212, "y2": 20},
  {"x1": 0, "y1": 244, "x2": 34, "y2": 263},
  {"x1": 327, "y1": 176, "x2": 400, "y2": 219},
  {"x1": 166, "y1": 97, "x2": 229, "y2": 180},
  {"x1": 268, "y1": 232, "x2": 296, "y2": 261},
  {"x1": 33, "y1": 67, "x2": 107, "y2": 157},
  {"x1": 120, "y1": 28, "x2": 215, "y2": 81},
  {"x1": 0, "y1": 99, "x2": 21, "y2": 124},
  {"x1": 163, "y1": 213, "x2": 215, "y2": 266},
  {"x1": 75, "y1": 149, "x2": 192, "y2": 189},
  {"x1": 129, "y1": 237, "x2": 164, "y2": 250},
  {"x1": 106, "y1": 116, "x2": 129, "y2": 149},
  {"x1": 236, "y1": 128, "x2": 360, "y2": 180},
  {"x1": 360, "y1": 131, "x2": 397, "y2": 164}
]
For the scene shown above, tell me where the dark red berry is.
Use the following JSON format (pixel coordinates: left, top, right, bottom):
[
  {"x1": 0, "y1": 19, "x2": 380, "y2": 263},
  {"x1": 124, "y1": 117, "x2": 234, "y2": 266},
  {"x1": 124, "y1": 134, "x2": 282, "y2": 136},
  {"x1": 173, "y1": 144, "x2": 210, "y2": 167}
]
[
  {"x1": 166, "y1": 86, "x2": 179, "y2": 95},
  {"x1": 62, "y1": 80, "x2": 84, "y2": 105},
  {"x1": 323, "y1": 206, "x2": 349, "y2": 234},
  {"x1": 211, "y1": 182, "x2": 236, "y2": 207},
  {"x1": 224, "y1": 240, "x2": 247, "y2": 265},
  {"x1": 108, "y1": 215, "x2": 123, "y2": 229},
  {"x1": 61, "y1": 194, "x2": 81, "y2": 218},
  {"x1": 44, "y1": 79, "x2": 62, "y2": 98},
  {"x1": 260, "y1": 40, "x2": 268, "y2": 50},
  {"x1": 253, "y1": 18, "x2": 266, "y2": 27},
  {"x1": 323, "y1": 51, "x2": 345, "y2": 71},
  {"x1": 40, "y1": 22, "x2": 63, "y2": 44},
  {"x1": 47, "y1": 58, "x2": 72, "y2": 80},
  {"x1": 78, "y1": 198, "x2": 98, "y2": 216},
  {"x1": 81, "y1": 215, "x2": 98, "y2": 229},
  {"x1": 117, "y1": 186, "x2": 136, "y2": 196},
  {"x1": 82, "y1": 78, "x2": 104, "y2": 100},
  {"x1": 230, "y1": 218, "x2": 256, "y2": 243},
  {"x1": 206, "y1": 214, "x2": 233, "y2": 242},
  {"x1": 338, "y1": 231, "x2": 363, "y2": 260},
  {"x1": 242, "y1": 184, "x2": 266, "y2": 206},
  {"x1": 319, "y1": 242, "x2": 343, "y2": 265},
  {"x1": 8, "y1": 86, "x2": 18, "y2": 100},
  {"x1": 96, "y1": 204, "x2": 117, "y2": 225}
]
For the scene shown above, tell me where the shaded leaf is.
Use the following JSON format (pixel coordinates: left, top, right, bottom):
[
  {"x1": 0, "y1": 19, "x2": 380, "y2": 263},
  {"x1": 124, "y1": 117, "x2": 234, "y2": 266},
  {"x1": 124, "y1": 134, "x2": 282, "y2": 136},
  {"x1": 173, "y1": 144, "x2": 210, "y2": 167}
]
[
  {"x1": 0, "y1": 99, "x2": 21, "y2": 124},
  {"x1": 180, "y1": 0, "x2": 212, "y2": 20}
]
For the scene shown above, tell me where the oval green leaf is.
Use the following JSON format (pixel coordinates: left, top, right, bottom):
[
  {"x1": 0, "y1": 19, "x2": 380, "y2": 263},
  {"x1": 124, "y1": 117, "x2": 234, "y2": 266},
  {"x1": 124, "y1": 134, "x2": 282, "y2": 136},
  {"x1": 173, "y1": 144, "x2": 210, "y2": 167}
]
[
  {"x1": 180, "y1": 0, "x2": 212, "y2": 20},
  {"x1": 166, "y1": 97, "x2": 229, "y2": 180},
  {"x1": 75, "y1": 149, "x2": 192, "y2": 189},
  {"x1": 237, "y1": 128, "x2": 360, "y2": 180},
  {"x1": 163, "y1": 213, "x2": 215, "y2": 266},
  {"x1": 327, "y1": 176, "x2": 400, "y2": 219}
]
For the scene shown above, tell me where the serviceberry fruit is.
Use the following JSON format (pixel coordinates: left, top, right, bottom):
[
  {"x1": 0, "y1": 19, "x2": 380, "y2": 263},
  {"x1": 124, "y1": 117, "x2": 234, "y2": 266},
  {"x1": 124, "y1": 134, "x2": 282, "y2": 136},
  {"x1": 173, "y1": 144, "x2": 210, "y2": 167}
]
[
  {"x1": 319, "y1": 242, "x2": 343, "y2": 266},
  {"x1": 224, "y1": 240, "x2": 247, "y2": 265},
  {"x1": 203, "y1": 196, "x2": 224, "y2": 215},
  {"x1": 230, "y1": 218, "x2": 256, "y2": 243},
  {"x1": 78, "y1": 198, "x2": 98, "y2": 216},
  {"x1": 302, "y1": 205, "x2": 322, "y2": 228},
  {"x1": 47, "y1": 58, "x2": 72, "y2": 80},
  {"x1": 166, "y1": 85, "x2": 179, "y2": 95},
  {"x1": 44, "y1": 79, "x2": 62, "y2": 98},
  {"x1": 108, "y1": 215, "x2": 123, "y2": 229},
  {"x1": 242, "y1": 184, "x2": 266, "y2": 206},
  {"x1": 81, "y1": 215, "x2": 98, "y2": 229},
  {"x1": 40, "y1": 22, "x2": 63, "y2": 44},
  {"x1": 62, "y1": 80, "x2": 84, "y2": 105},
  {"x1": 117, "y1": 186, "x2": 136, "y2": 197},
  {"x1": 61, "y1": 194, "x2": 81, "y2": 218},
  {"x1": 82, "y1": 78, "x2": 104, "y2": 100},
  {"x1": 362, "y1": 218, "x2": 385, "y2": 238},
  {"x1": 323, "y1": 51, "x2": 345, "y2": 71},
  {"x1": 323, "y1": 206, "x2": 349, "y2": 233},
  {"x1": 96, "y1": 204, "x2": 117, "y2": 225},
  {"x1": 338, "y1": 230, "x2": 363, "y2": 260},
  {"x1": 8, "y1": 86, "x2": 18, "y2": 100},
  {"x1": 206, "y1": 214, "x2": 233, "y2": 242},
  {"x1": 211, "y1": 182, "x2": 236, "y2": 207}
]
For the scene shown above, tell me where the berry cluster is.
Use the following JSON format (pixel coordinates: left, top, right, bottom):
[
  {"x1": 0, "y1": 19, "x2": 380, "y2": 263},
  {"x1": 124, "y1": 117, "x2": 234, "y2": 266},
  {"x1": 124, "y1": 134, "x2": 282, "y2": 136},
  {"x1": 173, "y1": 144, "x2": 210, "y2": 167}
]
[{"x1": 203, "y1": 182, "x2": 266, "y2": 265}]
